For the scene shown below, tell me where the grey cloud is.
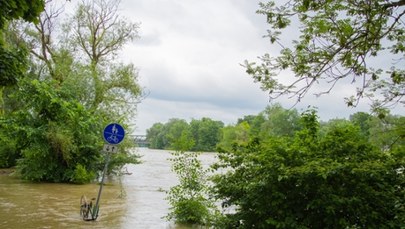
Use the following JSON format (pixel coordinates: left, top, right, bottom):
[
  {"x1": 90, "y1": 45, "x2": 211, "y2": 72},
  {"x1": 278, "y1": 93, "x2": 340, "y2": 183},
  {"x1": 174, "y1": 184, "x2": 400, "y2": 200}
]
[{"x1": 121, "y1": 0, "x2": 399, "y2": 134}]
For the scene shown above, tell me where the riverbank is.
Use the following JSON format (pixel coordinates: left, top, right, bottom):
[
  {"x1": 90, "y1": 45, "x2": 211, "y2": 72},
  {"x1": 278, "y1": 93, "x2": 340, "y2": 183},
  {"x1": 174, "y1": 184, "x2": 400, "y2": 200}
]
[{"x1": 0, "y1": 168, "x2": 15, "y2": 175}]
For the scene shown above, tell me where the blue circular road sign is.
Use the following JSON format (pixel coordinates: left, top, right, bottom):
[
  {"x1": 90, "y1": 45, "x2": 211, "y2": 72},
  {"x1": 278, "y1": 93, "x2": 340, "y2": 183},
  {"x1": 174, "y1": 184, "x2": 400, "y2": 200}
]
[{"x1": 103, "y1": 123, "x2": 125, "y2": 144}]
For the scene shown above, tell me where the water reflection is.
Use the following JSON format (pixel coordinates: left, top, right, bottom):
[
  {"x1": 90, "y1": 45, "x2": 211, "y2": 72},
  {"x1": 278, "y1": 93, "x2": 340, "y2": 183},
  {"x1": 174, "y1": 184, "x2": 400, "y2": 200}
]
[{"x1": 0, "y1": 148, "x2": 217, "y2": 229}]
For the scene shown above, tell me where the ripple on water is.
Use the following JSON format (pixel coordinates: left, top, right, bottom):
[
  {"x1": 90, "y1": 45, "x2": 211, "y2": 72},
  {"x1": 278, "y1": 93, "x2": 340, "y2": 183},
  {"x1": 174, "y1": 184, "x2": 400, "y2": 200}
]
[{"x1": 0, "y1": 148, "x2": 218, "y2": 229}]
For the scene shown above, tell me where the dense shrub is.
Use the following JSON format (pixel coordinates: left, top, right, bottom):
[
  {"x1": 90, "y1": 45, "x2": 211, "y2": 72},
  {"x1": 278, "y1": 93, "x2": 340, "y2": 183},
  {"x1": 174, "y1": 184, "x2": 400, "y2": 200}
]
[
  {"x1": 166, "y1": 132, "x2": 218, "y2": 226},
  {"x1": 212, "y1": 110, "x2": 404, "y2": 228}
]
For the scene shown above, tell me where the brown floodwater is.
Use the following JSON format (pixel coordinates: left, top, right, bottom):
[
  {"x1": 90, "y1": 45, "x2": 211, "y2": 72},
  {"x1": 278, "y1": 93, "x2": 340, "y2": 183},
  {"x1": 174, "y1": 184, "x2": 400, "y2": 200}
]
[{"x1": 0, "y1": 148, "x2": 217, "y2": 229}]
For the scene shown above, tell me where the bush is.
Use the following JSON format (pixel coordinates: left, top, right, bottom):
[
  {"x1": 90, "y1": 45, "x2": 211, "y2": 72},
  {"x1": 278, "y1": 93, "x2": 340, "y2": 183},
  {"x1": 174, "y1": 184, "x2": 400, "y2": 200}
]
[
  {"x1": 71, "y1": 164, "x2": 95, "y2": 184},
  {"x1": 168, "y1": 196, "x2": 210, "y2": 224},
  {"x1": 166, "y1": 151, "x2": 216, "y2": 225},
  {"x1": 0, "y1": 134, "x2": 18, "y2": 168},
  {"x1": 211, "y1": 110, "x2": 404, "y2": 228},
  {"x1": 17, "y1": 145, "x2": 62, "y2": 182}
]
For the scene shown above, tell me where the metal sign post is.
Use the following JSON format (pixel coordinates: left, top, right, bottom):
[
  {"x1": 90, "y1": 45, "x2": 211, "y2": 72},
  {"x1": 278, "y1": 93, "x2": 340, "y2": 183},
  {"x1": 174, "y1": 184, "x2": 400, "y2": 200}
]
[
  {"x1": 91, "y1": 151, "x2": 111, "y2": 220},
  {"x1": 81, "y1": 123, "x2": 125, "y2": 221}
]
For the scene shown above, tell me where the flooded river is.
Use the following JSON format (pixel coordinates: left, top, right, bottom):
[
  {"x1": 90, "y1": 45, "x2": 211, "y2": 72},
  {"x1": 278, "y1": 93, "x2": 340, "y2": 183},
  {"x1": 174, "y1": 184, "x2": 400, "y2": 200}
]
[{"x1": 0, "y1": 148, "x2": 217, "y2": 229}]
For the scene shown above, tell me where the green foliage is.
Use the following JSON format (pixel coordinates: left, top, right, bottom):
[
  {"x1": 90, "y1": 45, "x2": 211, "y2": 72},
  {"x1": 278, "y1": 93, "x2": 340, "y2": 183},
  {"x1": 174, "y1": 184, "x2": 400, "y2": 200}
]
[
  {"x1": 259, "y1": 104, "x2": 301, "y2": 138},
  {"x1": 190, "y1": 117, "x2": 224, "y2": 152},
  {"x1": 217, "y1": 121, "x2": 251, "y2": 152},
  {"x1": 64, "y1": 0, "x2": 142, "y2": 113},
  {"x1": 146, "y1": 122, "x2": 166, "y2": 149},
  {"x1": 217, "y1": 104, "x2": 301, "y2": 152},
  {"x1": 165, "y1": 119, "x2": 191, "y2": 149},
  {"x1": 167, "y1": 197, "x2": 210, "y2": 225},
  {"x1": 0, "y1": 130, "x2": 18, "y2": 168},
  {"x1": 368, "y1": 114, "x2": 405, "y2": 152},
  {"x1": 0, "y1": 0, "x2": 43, "y2": 86},
  {"x1": 0, "y1": 46, "x2": 27, "y2": 86},
  {"x1": 107, "y1": 148, "x2": 141, "y2": 175},
  {"x1": 151, "y1": 106, "x2": 404, "y2": 227},
  {"x1": 10, "y1": 78, "x2": 103, "y2": 182},
  {"x1": 211, "y1": 109, "x2": 404, "y2": 228},
  {"x1": 166, "y1": 149, "x2": 217, "y2": 226},
  {"x1": 71, "y1": 164, "x2": 95, "y2": 184},
  {"x1": 171, "y1": 129, "x2": 195, "y2": 152},
  {"x1": 0, "y1": 0, "x2": 44, "y2": 29},
  {"x1": 245, "y1": 0, "x2": 405, "y2": 113},
  {"x1": 349, "y1": 112, "x2": 373, "y2": 139},
  {"x1": 17, "y1": 144, "x2": 59, "y2": 181},
  {"x1": 0, "y1": 0, "x2": 142, "y2": 183},
  {"x1": 146, "y1": 117, "x2": 224, "y2": 152}
]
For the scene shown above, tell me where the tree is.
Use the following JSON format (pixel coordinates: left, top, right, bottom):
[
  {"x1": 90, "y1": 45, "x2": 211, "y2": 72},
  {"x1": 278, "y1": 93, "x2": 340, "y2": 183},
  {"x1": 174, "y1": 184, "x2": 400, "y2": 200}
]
[
  {"x1": 0, "y1": 0, "x2": 45, "y2": 166},
  {"x1": 217, "y1": 122, "x2": 251, "y2": 152},
  {"x1": 349, "y1": 111, "x2": 373, "y2": 138},
  {"x1": 10, "y1": 78, "x2": 104, "y2": 182},
  {"x1": 245, "y1": 0, "x2": 405, "y2": 113},
  {"x1": 13, "y1": 0, "x2": 142, "y2": 116},
  {"x1": 146, "y1": 117, "x2": 224, "y2": 151},
  {"x1": 190, "y1": 118, "x2": 224, "y2": 152},
  {"x1": 166, "y1": 134, "x2": 217, "y2": 226},
  {"x1": 217, "y1": 104, "x2": 301, "y2": 152},
  {"x1": 66, "y1": 0, "x2": 142, "y2": 113},
  {"x1": 0, "y1": 0, "x2": 142, "y2": 182},
  {"x1": 211, "y1": 109, "x2": 404, "y2": 228},
  {"x1": 146, "y1": 122, "x2": 166, "y2": 149},
  {"x1": 259, "y1": 104, "x2": 301, "y2": 138},
  {"x1": 368, "y1": 113, "x2": 405, "y2": 151},
  {"x1": 165, "y1": 118, "x2": 191, "y2": 150},
  {"x1": 0, "y1": 0, "x2": 45, "y2": 104},
  {"x1": 238, "y1": 114, "x2": 266, "y2": 138},
  {"x1": 0, "y1": 0, "x2": 44, "y2": 29}
]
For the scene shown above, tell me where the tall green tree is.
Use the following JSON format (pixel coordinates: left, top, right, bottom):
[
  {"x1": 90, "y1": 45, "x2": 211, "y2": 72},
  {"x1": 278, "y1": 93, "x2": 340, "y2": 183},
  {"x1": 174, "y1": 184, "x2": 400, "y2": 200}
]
[
  {"x1": 190, "y1": 118, "x2": 224, "y2": 152},
  {"x1": 212, "y1": 109, "x2": 404, "y2": 228},
  {"x1": 146, "y1": 122, "x2": 166, "y2": 149},
  {"x1": 217, "y1": 104, "x2": 301, "y2": 152},
  {"x1": 368, "y1": 113, "x2": 405, "y2": 152},
  {"x1": 259, "y1": 104, "x2": 301, "y2": 138},
  {"x1": 237, "y1": 114, "x2": 268, "y2": 138},
  {"x1": 0, "y1": 0, "x2": 45, "y2": 106},
  {"x1": 166, "y1": 136, "x2": 217, "y2": 226},
  {"x1": 0, "y1": 0, "x2": 44, "y2": 29},
  {"x1": 217, "y1": 122, "x2": 251, "y2": 153},
  {"x1": 0, "y1": 0, "x2": 142, "y2": 182},
  {"x1": 11, "y1": 79, "x2": 104, "y2": 182},
  {"x1": 349, "y1": 112, "x2": 373, "y2": 138},
  {"x1": 245, "y1": 0, "x2": 405, "y2": 113},
  {"x1": 146, "y1": 118, "x2": 224, "y2": 151},
  {"x1": 165, "y1": 118, "x2": 190, "y2": 150},
  {"x1": 18, "y1": 0, "x2": 142, "y2": 116},
  {"x1": 66, "y1": 0, "x2": 142, "y2": 114},
  {"x1": 0, "y1": 0, "x2": 45, "y2": 166}
]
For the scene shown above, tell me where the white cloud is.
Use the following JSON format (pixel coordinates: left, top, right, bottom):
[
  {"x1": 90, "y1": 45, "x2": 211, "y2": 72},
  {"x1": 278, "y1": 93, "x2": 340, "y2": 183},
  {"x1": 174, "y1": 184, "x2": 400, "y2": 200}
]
[{"x1": 117, "y1": 0, "x2": 403, "y2": 135}]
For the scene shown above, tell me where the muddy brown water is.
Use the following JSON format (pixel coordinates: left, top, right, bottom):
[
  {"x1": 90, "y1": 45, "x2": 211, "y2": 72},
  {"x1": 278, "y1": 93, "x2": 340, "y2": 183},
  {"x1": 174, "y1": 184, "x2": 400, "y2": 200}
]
[{"x1": 0, "y1": 148, "x2": 217, "y2": 229}]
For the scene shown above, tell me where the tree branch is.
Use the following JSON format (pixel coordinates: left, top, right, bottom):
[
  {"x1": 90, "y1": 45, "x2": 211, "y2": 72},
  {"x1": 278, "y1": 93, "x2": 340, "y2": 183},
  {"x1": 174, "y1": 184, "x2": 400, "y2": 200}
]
[{"x1": 383, "y1": 0, "x2": 405, "y2": 9}]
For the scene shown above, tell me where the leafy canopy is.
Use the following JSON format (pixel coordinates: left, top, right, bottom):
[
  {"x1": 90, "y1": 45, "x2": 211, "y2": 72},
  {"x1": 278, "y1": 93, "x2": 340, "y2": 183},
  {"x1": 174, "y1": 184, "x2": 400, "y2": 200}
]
[
  {"x1": 165, "y1": 134, "x2": 218, "y2": 226},
  {"x1": 0, "y1": 0, "x2": 142, "y2": 182},
  {"x1": 0, "y1": 0, "x2": 45, "y2": 86},
  {"x1": 211, "y1": 109, "x2": 404, "y2": 228},
  {"x1": 0, "y1": 0, "x2": 44, "y2": 28},
  {"x1": 245, "y1": 0, "x2": 405, "y2": 112}
]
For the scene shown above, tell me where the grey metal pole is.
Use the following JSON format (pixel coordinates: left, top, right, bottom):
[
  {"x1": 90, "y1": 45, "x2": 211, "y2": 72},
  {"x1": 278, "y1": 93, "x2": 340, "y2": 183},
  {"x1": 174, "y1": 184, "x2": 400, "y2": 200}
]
[{"x1": 92, "y1": 152, "x2": 110, "y2": 220}]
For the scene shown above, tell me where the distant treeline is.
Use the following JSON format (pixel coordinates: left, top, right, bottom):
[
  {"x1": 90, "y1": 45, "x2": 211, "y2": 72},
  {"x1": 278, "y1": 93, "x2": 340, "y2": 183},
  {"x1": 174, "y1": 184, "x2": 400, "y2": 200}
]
[
  {"x1": 146, "y1": 117, "x2": 224, "y2": 152},
  {"x1": 146, "y1": 104, "x2": 405, "y2": 152}
]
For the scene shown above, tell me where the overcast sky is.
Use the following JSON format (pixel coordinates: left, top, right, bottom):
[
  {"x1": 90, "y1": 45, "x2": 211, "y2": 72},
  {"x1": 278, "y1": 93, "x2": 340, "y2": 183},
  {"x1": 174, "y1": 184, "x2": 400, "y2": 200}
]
[{"x1": 114, "y1": 0, "x2": 402, "y2": 135}]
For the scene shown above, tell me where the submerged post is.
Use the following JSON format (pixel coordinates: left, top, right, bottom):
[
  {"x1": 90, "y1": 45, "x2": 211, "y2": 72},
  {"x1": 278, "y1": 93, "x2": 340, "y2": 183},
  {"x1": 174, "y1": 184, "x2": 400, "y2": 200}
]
[
  {"x1": 80, "y1": 123, "x2": 125, "y2": 221},
  {"x1": 92, "y1": 151, "x2": 111, "y2": 220}
]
